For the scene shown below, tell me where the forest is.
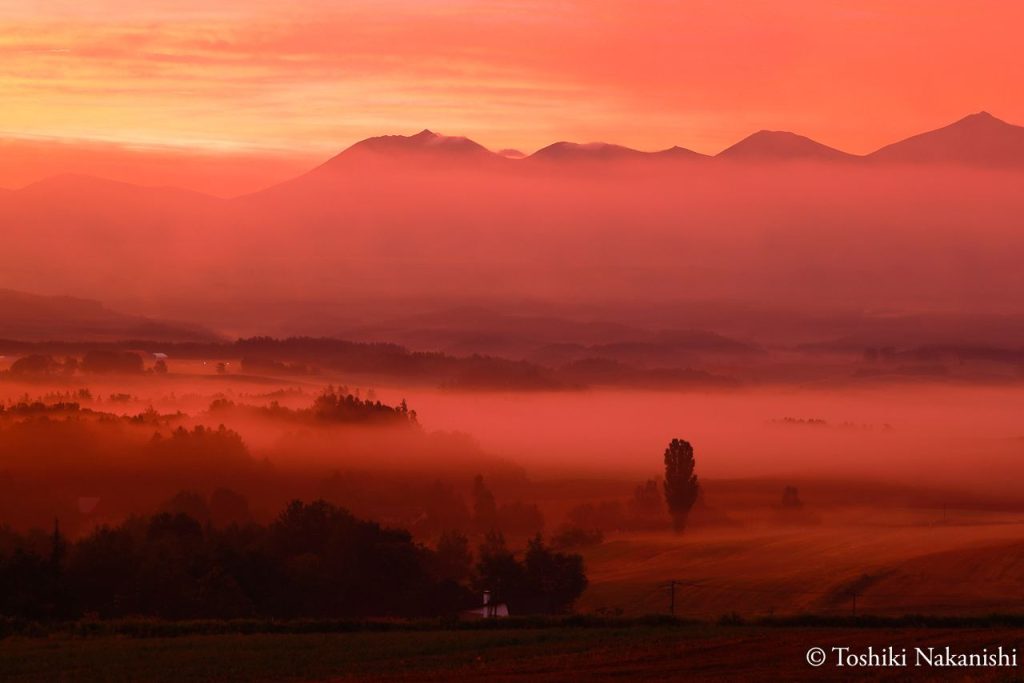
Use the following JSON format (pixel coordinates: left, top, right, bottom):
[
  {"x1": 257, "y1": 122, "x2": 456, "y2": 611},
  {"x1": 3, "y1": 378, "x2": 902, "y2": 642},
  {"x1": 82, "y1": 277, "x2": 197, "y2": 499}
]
[{"x1": 0, "y1": 499, "x2": 586, "y2": 620}]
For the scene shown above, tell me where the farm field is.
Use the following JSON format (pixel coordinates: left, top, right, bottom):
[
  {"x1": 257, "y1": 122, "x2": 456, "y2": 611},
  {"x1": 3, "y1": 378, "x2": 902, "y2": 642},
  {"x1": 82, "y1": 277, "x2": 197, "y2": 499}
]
[
  {"x1": 3, "y1": 624, "x2": 1024, "y2": 681},
  {"x1": 579, "y1": 519, "x2": 1024, "y2": 618}
]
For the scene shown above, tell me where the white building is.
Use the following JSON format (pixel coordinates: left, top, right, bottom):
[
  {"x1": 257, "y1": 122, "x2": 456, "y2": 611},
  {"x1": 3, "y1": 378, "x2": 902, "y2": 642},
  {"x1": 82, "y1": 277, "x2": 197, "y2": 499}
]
[{"x1": 459, "y1": 590, "x2": 509, "y2": 619}]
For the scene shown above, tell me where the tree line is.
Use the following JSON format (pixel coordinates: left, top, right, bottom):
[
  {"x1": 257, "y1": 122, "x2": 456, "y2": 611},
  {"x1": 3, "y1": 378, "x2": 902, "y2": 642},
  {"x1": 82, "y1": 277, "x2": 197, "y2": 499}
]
[{"x1": 0, "y1": 499, "x2": 586, "y2": 621}]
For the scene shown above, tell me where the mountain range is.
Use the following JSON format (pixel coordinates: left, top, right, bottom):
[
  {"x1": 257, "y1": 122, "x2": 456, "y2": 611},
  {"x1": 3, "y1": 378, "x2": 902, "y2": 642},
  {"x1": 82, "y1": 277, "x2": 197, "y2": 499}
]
[
  {"x1": 1, "y1": 111, "x2": 1023, "y2": 340},
  {"x1": 1, "y1": 112, "x2": 1022, "y2": 202},
  {"x1": 305, "y1": 111, "x2": 1024, "y2": 171}
]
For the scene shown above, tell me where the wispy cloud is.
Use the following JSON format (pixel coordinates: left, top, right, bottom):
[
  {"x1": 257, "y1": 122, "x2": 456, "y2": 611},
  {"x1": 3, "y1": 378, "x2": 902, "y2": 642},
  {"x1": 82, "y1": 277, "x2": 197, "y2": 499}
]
[{"x1": 0, "y1": 0, "x2": 1022, "y2": 160}]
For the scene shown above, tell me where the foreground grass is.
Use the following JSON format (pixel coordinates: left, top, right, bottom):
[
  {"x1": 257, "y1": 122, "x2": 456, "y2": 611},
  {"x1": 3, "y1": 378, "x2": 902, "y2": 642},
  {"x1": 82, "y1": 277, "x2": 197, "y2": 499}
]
[
  {"x1": 0, "y1": 626, "x2": 714, "y2": 682},
  {"x1": 4, "y1": 619, "x2": 1024, "y2": 681}
]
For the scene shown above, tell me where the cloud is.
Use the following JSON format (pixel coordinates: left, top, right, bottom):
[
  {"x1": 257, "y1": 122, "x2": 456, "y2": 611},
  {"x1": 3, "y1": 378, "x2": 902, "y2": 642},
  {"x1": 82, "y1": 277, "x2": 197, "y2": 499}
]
[{"x1": 0, "y1": 0, "x2": 1022, "y2": 177}]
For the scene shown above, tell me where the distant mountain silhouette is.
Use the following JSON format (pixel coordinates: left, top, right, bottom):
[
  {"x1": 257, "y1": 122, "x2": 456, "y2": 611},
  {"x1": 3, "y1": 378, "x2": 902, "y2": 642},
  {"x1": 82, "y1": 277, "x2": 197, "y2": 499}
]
[
  {"x1": 530, "y1": 141, "x2": 705, "y2": 162},
  {"x1": 530, "y1": 141, "x2": 649, "y2": 161},
  {"x1": 320, "y1": 129, "x2": 503, "y2": 168},
  {"x1": 4, "y1": 111, "x2": 1024, "y2": 341},
  {"x1": 717, "y1": 130, "x2": 856, "y2": 161},
  {"x1": 0, "y1": 289, "x2": 216, "y2": 342},
  {"x1": 653, "y1": 145, "x2": 709, "y2": 160},
  {"x1": 261, "y1": 113, "x2": 1024, "y2": 180},
  {"x1": 867, "y1": 112, "x2": 1024, "y2": 167}
]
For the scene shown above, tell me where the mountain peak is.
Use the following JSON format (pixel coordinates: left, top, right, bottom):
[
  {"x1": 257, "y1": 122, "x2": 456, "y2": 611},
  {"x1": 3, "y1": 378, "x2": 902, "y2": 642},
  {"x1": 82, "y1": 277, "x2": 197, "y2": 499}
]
[
  {"x1": 321, "y1": 129, "x2": 500, "y2": 168},
  {"x1": 530, "y1": 141, "x2": 649, "y2": 161},
  {"x1": 952, "y1": 111, "x2": 1011, "y2": 129},
  {"x1": 717, "y1": 130, "x2": 854, "y2": 161},
  {"x1": 529, "y1": 141, "x2": 707, "y2": 162},
  {"x1": 869, "y1": 111, "x2": 1024, "y2": 167},
  {"x1": 963, "y1": 110, "x2": 995, "y2": 121},
  {"x1": 653, "y1": 145, "x2": 708, "y2": 160}
]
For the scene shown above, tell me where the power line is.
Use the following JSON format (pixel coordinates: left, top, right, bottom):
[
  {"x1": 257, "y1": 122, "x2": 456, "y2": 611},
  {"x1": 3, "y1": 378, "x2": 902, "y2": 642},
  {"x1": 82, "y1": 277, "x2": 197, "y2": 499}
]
[
  {"x1": 656, "y1": 577, "x2": 1004, "y2": 617},
  {"x1": 662, "y1": 578, "x2": 980, "y2": 601}
]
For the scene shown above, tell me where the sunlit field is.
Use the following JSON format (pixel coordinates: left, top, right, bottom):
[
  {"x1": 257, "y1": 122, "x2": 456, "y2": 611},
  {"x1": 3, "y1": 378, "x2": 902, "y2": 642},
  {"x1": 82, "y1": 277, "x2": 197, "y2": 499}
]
[{"x1": 3, "y1": 360, "x2": 1024, "y2": 622}]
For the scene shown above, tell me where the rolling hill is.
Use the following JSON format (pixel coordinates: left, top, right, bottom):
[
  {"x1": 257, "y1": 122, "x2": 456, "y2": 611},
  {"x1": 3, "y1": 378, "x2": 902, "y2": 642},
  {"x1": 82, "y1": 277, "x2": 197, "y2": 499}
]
[{"x1": 0, "y1": 289, "x2": 217, "y2": 342}]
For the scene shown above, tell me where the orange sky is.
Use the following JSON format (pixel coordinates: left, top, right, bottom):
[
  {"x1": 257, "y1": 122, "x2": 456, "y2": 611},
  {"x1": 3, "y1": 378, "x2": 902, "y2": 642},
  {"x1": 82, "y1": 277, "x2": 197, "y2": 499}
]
[{"x1": 2, "y1": 0, "x2": 1023, "y2": 193}]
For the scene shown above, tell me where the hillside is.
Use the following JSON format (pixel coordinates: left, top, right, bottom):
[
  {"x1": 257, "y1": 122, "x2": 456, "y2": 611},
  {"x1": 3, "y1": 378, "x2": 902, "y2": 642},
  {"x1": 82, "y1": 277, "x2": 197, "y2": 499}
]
[
  {"x1": 869, "y1": 112, "x2": 1024, "y2": 167},
  {"x1": 0, "y1": 289, "x2": 216, "y2": 342},
  {"x1": 2, "y1": 114, "x2": 1024, "y2": 340}
]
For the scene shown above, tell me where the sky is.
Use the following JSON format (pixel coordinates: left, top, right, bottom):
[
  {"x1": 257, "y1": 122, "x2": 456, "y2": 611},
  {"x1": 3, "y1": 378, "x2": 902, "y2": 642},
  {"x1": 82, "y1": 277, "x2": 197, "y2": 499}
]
[{"x1": 2, "y1": 0, "x2": 1023, "y2": 193}]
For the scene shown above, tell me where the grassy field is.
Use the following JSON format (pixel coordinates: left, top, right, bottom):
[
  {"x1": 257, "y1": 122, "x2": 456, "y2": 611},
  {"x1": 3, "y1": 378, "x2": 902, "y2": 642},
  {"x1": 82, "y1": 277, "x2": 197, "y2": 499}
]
[
  {"x1": 9, "y1": 512, "x2": 1024, "y2": 681},
  {"x1": 3, "y1": 622, "x2": 1024, "y2": 681},
  {"x1": 578, "y1": 514, "x2": 1024, "y2": 618}
]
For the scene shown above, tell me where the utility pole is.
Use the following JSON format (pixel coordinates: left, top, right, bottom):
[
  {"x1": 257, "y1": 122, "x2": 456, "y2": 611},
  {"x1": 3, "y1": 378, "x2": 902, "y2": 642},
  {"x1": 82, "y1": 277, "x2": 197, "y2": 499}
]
[{"x1": 668, "y1": 580, "x2": 677, "y2": 617}]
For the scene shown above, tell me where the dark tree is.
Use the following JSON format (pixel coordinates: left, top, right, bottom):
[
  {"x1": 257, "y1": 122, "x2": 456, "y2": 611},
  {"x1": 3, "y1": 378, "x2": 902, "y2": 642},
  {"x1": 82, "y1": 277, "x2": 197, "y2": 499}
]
[
  {"x1": 209, "y1": 488, "x2": 252, "y2": 527},
  {"x1": 418, "y1": 481, "x2": 471, "y2": 535},
  {"x1": 9, "y1": 354, "x2": 59, "y2": 376},
  {"x1": 496, "y1": 501, "x2": 544, "y2": 536},
  {"x1": 62, "y1": 357, "x2": 79, "y2": 376},
  {"x1": 472, "y1": 475, "x2": 498, "y2": 533},
  {"x1": 629, "y1": 480, "x2": 663, "y2": 520},
  {"x1": 474, "y1": 534, "x2": 526, "y2": 607},
  {"x1": 65, "y1": 525, "x2": 136, "y2": 617},
  {"x1": 474, "y1": 534, "x2": 587, "y2": 615},
  {"x1": 2, "y1": 500, "x2": 489, "y2": 620},
  {"x1": 523, "y1": 536, "x2": 588, "y2": 614},
  {"x1": 433, "y1": 530, "x2": 473, "y2": 582},
  {"x1": 159, "y1": 491, "x2": 211, "y2": 525},
  {"x1": 663, "y1": 439, "x2": 700, "y2": 533},
  {"x1": 311, "y1": 386, "x2": 418, "y2": 426},
  {"x1": 81, "y1": 350, "x2": 144, "y2": 374},
  {"x1": 781, "y1": 486, "x2": 803, "y2": 509}
]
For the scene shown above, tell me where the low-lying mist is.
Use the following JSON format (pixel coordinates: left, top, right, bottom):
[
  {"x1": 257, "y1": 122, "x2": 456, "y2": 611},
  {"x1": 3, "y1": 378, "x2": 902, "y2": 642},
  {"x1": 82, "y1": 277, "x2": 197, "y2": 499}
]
[{"x1": 393, "y1": 383, "x2": 1024, "y2": 491}]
